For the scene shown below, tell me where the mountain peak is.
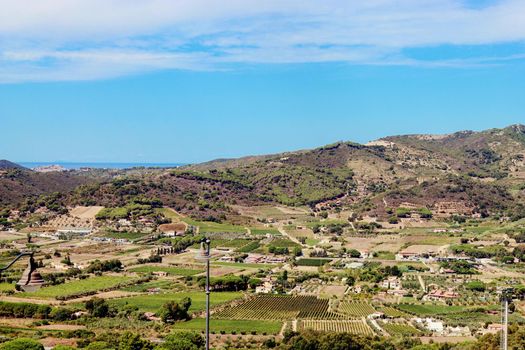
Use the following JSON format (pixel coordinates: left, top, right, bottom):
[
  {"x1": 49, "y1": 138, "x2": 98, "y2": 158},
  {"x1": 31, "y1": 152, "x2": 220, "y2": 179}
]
[{"x1": 0, "y1": 160, "x2": 27, "y2": 170}]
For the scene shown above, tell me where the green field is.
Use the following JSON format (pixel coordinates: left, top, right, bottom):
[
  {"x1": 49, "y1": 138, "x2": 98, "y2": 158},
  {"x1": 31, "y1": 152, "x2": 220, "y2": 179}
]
[
  {"x1": 379, "y1": 306, "x2": 409, "y2": 318},
  {"x1": 109, "y1": 291, "x2": 242, "y2": 313},
  {"x1": 305, "y1": 238, "x2": 320, "y2": 246},
  {"x1": 381, "y1": 322, "x2": 420, "y2": 336},
  {"x1": 20, "y1": 275, "x2": 133, "y2": 299},
  {"x1": 396, "y1": 304, "x2": 465, "y2": 315},
  {"x1": 375, "y1": 251, "x2": 396, "y2": 260},
  {"x1": 172, "y1": 318, "x2": 282, "y2": 334},
  {"x1": 236, "y1": 241, "x2": 260, "y2": 253},
  {"x1": 250, "y1": 228, "x2": 281, "y2": 236},
  {"x1": 0, "y1": 282, "x2": 15, "y2": 293},
  {"x1": 338, "y1": 302, "x2": 376, "y2": 317},
  {"x1": 296, "y1": 258, "x2": 332, "y2": 267},
  {"x1": 129, "y1": 265, "x2": 203, "y2": 276},
  {"x1": 269, "y1": 238, "x2": 300, "y2": 248},
  {"x1": 158, "y1": 208, "x2": 247, "y2": 233},
  {"x1": 121, "y1": 280, "x2": 176, "y2": 293}
]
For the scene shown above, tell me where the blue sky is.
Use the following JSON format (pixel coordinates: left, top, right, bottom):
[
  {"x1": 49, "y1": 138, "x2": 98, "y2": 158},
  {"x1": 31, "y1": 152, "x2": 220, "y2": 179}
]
[{"x1": 1, "y1": 0, "x2": 524, "y2": 163}]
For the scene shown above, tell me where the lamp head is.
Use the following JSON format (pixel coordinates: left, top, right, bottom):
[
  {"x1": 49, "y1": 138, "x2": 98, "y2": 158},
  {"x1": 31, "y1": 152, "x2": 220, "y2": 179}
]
[{"x1": 195, "y1": 238, "x2": 211, "y2": 260}]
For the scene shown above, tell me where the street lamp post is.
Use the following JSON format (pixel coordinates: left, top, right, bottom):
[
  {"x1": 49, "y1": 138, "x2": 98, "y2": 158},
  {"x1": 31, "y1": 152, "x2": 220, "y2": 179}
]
[
  {"x1": 196, "y1": 238, "x2": 211, "y2": 350},
  {"x1": 0, "y1": 251, "x2": 45, "y2": 292},
  {"x1": 500, "y1": 288, "x2": 513, "y2": 350}
]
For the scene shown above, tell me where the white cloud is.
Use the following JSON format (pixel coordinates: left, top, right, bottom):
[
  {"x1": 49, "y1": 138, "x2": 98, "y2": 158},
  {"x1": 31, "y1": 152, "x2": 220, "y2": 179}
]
[{"x1": 0, "y1": 0, "x2": 524, "y2": 82}]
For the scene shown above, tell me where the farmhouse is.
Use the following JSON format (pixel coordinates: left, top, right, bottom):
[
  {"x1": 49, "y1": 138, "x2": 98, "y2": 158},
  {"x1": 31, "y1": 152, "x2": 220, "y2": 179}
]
[
  {"x1": 245, "y1": 253, "x2": 286, "y2": 264},
  {"x1": 414, "y1": 317, "x2": 444, "y2": 334},
  {"x1": 255, "y1": 279, "x2": 275, "y2": 294},
  {"x1": 425, "y1": 288, "x2": 459, "y2": 301},
  {"x1": 478, "y1": 323, "x2": 504, "y2": 335},
  {"x1": 380, "y1": 276, "x2": 401, "y2": 290},
  {"x1": 395, "y1": 245, "x2": 439, "y2": 261}
]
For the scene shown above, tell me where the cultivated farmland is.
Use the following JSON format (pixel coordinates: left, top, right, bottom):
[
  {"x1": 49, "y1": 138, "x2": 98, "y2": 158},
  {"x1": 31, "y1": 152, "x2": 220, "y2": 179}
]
[
  {"x1": 214, "y1": 295, "x2": 342, "y2": 320},
  {"x1": 19, "y1": 275, "x2": 134, "y2": 299},
  {"x1": 172, "y1": 318, "x2": 282, "y2": 334},
  {"x1": 300, "y1": 319, "x2": 374, "y2": 335},
  {"x1": 338, "y1": 301, "x2": 376, "y2": 317}
]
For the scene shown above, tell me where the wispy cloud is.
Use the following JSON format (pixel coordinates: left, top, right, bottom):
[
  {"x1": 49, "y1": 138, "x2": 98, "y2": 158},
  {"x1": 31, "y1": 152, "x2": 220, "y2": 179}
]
[{"x1": 1, "y1": 0, "x2": 525, "y2": 82}]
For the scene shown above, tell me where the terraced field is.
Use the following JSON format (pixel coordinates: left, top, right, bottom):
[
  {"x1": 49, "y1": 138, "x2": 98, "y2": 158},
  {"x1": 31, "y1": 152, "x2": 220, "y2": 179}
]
[
  {"x1": 300, "y1": 319, "x2": 374, "y2": 335},
  {"x1": 338, "y1": 301, "x2": 376, "y2": 317},
  {"x1": 214, "y1": 295, "x2": 343, "y2": 320}
]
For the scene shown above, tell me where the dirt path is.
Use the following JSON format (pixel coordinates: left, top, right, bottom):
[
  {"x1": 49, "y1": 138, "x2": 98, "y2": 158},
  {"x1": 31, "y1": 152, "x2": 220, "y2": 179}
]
[
  {"x1": 417, "y1": 275, "x2": 426, "y2": 291},
  {"x1": 277, "y1": 226, "x2": 306, "y2": 247},
  {"x1": 279, "y1": 322, "x2": 288, "y2": 336}
]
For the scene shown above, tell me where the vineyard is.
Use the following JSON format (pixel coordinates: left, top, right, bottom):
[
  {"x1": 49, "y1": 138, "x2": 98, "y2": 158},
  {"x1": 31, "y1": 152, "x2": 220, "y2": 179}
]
[
  {"x1": 300, "y1": 319, "x2": 375, "y2": 335},
  {"x1": 379, "y1": 306, "x2": 409, "y2": 318},
  {"x1": 338, "y1": 301, "x2": 376, "y2": 317},
  {"x1": 236, "y1": 241, "x2": 260, "y2": 253},
  {"x1": 214, "y1": 295, "x2": 343, "y2": 320},
  {"x1": 380, "y1": 322, "x2": 420, "y2": 336}
]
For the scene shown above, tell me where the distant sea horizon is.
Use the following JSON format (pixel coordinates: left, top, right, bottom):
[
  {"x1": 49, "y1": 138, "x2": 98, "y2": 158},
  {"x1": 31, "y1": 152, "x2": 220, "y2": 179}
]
[{"x1": 18, "y1": 161, "x2": 187, "y2": 170}]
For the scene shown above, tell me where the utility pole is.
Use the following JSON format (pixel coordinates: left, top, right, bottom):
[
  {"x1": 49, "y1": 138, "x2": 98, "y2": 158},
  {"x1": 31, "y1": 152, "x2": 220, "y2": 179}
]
[
  {"x1": 197, "y1": 238, "x2": 211, "y2": 350},
  {"x1": 501, "y1": 288, "x2": 513, "y2": 350}
]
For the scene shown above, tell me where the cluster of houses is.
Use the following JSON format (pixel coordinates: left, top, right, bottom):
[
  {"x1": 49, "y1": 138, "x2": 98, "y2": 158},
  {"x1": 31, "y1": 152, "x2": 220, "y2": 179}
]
[
  {"x1": 33, "y1": 227, "x2": 92, "y2": 240},
  {"x1": 412, "y1": 317, "x2": 470, "y2": 336},
  {"x1": 217, "y1": 253, "x2": 288, "y2": 265},
  {"x1": 244, "y1": 253, "x2": 287, "y2": 264},
  {"x1": 91, "y1": 236, "x2": 131, "y2": 244}
]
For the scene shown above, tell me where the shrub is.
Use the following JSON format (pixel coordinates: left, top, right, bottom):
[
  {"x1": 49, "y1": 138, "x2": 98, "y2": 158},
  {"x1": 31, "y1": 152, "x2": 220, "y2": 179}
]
[
  {"x1": 0, "y1": 338, "x2": 44, "y2": 350},
  {"x1": 85, "y1": 297, "x2": 110, "y2": 318},
  {"x1": 160, "y1": 297, "x2": 191, "y2": 323}
]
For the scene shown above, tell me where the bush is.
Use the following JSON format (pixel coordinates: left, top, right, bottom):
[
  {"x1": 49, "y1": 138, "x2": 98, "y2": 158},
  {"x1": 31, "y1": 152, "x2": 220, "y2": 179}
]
[
  {"x1": 0, "y1": 338, "x2": 44, "y2": 350},
  {"x1": 0, "y1": 301, "x2": 52, "y2": 319},
  {"x1": 86, "y1": 297, "x2": 110, "y2": 318},
  {"x1": 117, "y1": 332, "x2": 153, "y2": 350},
  {"x1": 86, "y1": 259, "x2": 122, "y2": 274},
  {"x1": 388, "y1": 216, "x2": 399, "y2": 224},
  {"x1": 84, "y1": 341, "x2": 114, "y2": 350},
  {"x1": 157, "y1": 332, "x2": 204, "y2": 350},
  {"x1": 160, "y1": 297, "x2": 191, "y2": 323},
  {"x1": 50, "y1": 308, "x2": 73, "y2": 321},
  {"x1": 466, "y1": 281, "x2": 485, "y2": 292}
]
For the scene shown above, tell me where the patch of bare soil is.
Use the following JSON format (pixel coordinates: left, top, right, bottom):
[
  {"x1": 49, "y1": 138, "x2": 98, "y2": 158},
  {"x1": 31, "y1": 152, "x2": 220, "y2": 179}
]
[
  {"x1": 420, "y1": 336, "x2": 475, "y2": 344},
  {"x1": 37, "y1": 324, "x2": 86, "y2": 330}
]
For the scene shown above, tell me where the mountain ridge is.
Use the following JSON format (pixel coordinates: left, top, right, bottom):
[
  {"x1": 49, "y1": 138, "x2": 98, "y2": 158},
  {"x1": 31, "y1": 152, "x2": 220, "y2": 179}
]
[{"x1": 2, "y1": 124, "x2": 525, "y2": 222}]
